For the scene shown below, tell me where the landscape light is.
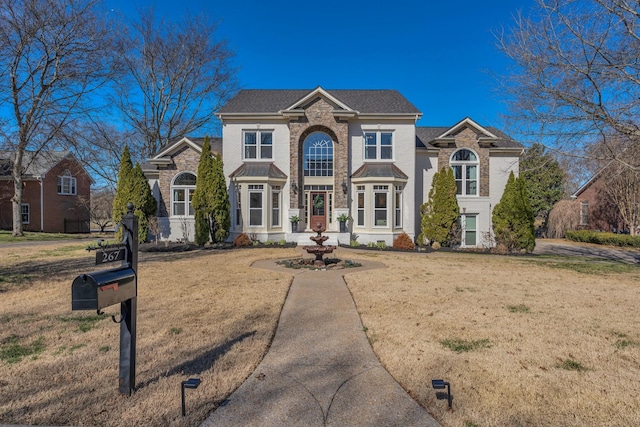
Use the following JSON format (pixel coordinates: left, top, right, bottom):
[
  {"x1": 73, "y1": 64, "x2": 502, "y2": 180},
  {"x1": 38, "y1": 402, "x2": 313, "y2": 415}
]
[
  {"x1": 431, "y1": 379, "x2": 453, "y2": 409},
  {"x1": 181, "y1": 378, "x2": 201, "y2": 416}
]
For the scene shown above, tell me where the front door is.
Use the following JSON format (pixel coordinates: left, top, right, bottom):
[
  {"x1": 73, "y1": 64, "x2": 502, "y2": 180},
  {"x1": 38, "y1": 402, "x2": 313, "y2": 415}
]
[{"x1": 310, "y1": 192, "x2": 326, "y2": 230}]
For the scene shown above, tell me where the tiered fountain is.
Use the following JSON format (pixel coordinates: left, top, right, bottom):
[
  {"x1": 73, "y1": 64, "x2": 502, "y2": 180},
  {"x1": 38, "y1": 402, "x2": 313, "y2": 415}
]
[{"x1": 303, "y1": 222, "x2": 336, "y2": 268}]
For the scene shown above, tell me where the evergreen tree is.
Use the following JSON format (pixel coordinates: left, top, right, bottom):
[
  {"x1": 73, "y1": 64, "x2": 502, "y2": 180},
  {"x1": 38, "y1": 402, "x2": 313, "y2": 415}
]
[
  {"x1": 210, "y1": 153, "x2": 231, "y2": 243},
  {"x1": 192, "y1": 137, "x2": 215, "y2": 246},
  {"x1": 112, "y1": 146, "x2": 134, "y2": 232},
  {"x1": 130, "y1": 163, "x2": 157, "y2": 242},
  {"x1": 418, "y1": 167, "x2": 460, "y2": 246},
  {"x1": 492, "y1": 172, "x2": 536, "y2": 252},
  {"x1": 520, "y1": 143, "x2": 565, "y2": 227}
]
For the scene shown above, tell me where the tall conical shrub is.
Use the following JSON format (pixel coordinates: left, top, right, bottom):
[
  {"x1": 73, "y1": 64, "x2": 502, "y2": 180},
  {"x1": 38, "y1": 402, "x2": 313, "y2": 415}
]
[
  {"x1": 210, "y1": 153, "x2": 230, "y2": 243},
  {"x1": 418, "y1": 167, "x2": 460, "y2": 246},
  {"x1": 492, "y1": 172, "x2": 536, "y2": 252},
  {"x1": 192, "y1": 137, "x2": 215, "y2": 246},
  {"x1": 112, "y1": 146, "x2": 134, "y2": 235}
]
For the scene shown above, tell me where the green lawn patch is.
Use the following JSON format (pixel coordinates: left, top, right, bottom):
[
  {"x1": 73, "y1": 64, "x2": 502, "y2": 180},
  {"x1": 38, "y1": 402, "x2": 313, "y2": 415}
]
[{"x1": 441, "y1": 338, "x2": 492, "y2": 353}]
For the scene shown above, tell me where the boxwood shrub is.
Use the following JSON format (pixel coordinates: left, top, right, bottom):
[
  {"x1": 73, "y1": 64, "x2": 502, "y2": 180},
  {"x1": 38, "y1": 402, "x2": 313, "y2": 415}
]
[{"x1": 565, "y1": 230, "x2": 640, "y2": 248}]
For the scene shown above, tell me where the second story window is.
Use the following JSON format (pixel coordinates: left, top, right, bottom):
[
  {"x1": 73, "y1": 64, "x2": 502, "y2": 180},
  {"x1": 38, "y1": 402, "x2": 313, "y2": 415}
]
[
  {"x1": 57, "y1": 170, "x2": 77, "y2": 195},
  {"x1": 364, "y1": 131, "x2": 393, "y2": 160},
  {"x1": 451, "y1": 149, "x2": 478, "y2": 196},
  {"x1": 244, "y1": 130, "x2": 273, "y2": 160}
]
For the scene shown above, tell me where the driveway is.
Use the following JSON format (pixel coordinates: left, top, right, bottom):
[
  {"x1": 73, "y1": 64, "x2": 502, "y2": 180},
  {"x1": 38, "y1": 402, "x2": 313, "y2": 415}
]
[{"x1": 533, "y1": 239, "x2": 640, "y2": 264}]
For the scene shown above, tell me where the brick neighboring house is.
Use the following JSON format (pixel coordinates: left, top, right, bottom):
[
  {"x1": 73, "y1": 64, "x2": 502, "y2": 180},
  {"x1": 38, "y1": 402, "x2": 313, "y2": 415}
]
[
  {"x1": 572, "y1": 170, "x2": 625, "y2": 233},
  {"x1": 145, "y1": 87, "x2": 523, "y2": 246},
  {"x1": 0, "y1": 151, "x2": 92, "y2": 233}
]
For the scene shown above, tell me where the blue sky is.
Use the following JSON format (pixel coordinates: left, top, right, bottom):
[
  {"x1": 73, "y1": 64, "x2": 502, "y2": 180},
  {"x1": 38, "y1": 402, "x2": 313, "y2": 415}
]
[{"x1": 109, "y1": 0, "x2": 535, "y2": 131}]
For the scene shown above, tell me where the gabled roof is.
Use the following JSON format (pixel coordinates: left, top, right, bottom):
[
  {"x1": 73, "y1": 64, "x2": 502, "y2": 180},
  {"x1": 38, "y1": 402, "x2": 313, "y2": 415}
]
[
  {"x1": 0, "y1": 150, "x2": 88, "y2": 179},
  {"x1": 351, "y1": 163, "x2": 409, "y2": 180},
  {"x1": 151, "y1": 136, "x2": 222, "y2": 159},
  {"x1": 218, "y1": 88, "x2": 422, "y2": 117},
  {"x1": 415, "y1": 120, "x2": 522, "y2": 150},
  {"x1": 229, "y1": 162, "x2": 287, "y2": 180}
]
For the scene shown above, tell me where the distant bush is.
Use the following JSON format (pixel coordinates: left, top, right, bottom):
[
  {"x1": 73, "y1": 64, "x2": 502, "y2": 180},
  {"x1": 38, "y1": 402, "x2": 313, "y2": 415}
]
[
  {"x1": 233, "y1": 233, "x2": 251, "y2": 247},
  {"x1": 393, "y1": 232, "x2": 415, "y2": 250},
  {"x1": 565, "y1": 230, "x2": 640, "y2": 248}
]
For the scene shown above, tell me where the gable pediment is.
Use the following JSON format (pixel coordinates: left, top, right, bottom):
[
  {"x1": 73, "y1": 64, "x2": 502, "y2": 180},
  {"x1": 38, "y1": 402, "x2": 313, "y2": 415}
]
[
  {"x1": 280, "y1": 86, "x2": 358, "y2": 120},
  {"x1": 432, "y1": 117, "x2": 499, "y2": 147}
]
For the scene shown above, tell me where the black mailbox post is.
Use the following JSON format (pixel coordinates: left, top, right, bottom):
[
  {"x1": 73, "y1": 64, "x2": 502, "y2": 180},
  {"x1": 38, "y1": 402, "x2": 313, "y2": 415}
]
[{"x1": 71, "y1": 203, "x2": 138, "y2": 396}]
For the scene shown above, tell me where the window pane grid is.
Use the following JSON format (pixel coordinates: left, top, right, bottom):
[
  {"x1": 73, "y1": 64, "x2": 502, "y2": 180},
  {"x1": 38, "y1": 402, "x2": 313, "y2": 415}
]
[{"x1": 304, "y1": 132, "x2": 334, "y2": 177}]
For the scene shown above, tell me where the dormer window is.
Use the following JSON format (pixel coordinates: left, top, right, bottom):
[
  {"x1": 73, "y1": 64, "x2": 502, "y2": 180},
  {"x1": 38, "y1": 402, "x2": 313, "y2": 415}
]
[
  {"x1": 451, "y1": 149, "x2": 478, "y2": 196},
  {"x1": 57, "y1": 170, "x2": 77, "y2": 195}
]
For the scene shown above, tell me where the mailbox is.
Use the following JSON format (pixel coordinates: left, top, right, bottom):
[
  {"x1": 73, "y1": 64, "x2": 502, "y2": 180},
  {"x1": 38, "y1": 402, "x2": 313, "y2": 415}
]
[{"x1": 71, "y1": 267, "x2": 137, "y2": 311}]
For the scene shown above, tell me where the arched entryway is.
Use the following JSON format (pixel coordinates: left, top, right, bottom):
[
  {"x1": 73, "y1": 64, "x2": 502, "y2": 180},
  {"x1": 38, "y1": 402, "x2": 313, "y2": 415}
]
[{"x1": 302, "y1": 130, "x2": 334, "y2": 229}]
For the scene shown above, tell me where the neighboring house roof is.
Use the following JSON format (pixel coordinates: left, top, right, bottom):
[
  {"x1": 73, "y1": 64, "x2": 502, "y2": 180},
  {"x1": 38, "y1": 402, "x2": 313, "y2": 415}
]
[
  {"x1": 351, "y1": 163, "x2": 409, "y2": 180},
  {"x1": 229, "y1": 162, "x2": 287, "y2": 179},
  {"x1": 0, "y1": 150, "x2": 90, "y2": 180},
  {"x1": 572, "y1": 163, "x2": 610, "y2": 198},
  {"x1": 218, "y1": 87, "x2": 422, "y2": 116}
]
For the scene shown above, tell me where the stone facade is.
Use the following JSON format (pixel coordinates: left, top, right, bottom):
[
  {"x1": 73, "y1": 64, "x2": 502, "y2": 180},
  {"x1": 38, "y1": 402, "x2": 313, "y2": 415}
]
[
  {"x1": 436, "y1": 127, "x2": 490, "y2": 197},
  {"x1": 288, "y1": 97, "x2": 349, "y2": 209},
  {"x1": 156, "y1": 146, "x2": 203, "y2": 217}
]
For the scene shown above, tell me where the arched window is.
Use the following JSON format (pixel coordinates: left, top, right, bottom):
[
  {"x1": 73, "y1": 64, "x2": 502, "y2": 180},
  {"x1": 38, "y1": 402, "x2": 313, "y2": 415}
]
[
  {"x1": 57, "y1": 170, "x2": 77, "y2": 195},
  {"x1": 172, "y1": 172, "x2": 196, "y2": 216},
  {"x1": 303, "y1": 131, "x2": 333, "y2": 177},
  {"x1": 451, "y1": 149, "x2": 478, "y2": 196}
]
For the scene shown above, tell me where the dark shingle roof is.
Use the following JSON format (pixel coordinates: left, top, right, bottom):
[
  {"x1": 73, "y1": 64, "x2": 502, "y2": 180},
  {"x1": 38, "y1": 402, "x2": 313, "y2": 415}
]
[
  {"x1": 0, "y1": 150, "x2": 71, "y2": 177},
  {"x1": 155, "y1": 136, "x2": 222, "y2": 156},
  {"x1": 218, "y1": 89, "x2": 421, "y2": 115},
  {"x1": 351, "y1": 163, "x2": 409, "y2": 179},
  {"x1": 415, "y1": 126, "x2": 522, "y2": 149}
]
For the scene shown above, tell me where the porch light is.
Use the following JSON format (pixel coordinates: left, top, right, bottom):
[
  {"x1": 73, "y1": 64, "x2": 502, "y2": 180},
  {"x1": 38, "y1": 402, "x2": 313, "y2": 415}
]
[
  {"x1": 292, "y1": 181, "x2": 298, "y2": 195},
  {"x1": 431, "y1": 379, "x2": 453, "y2": 409},
  {"x1": 341, "y1": 179, "x2": 348, "y2": 195}
]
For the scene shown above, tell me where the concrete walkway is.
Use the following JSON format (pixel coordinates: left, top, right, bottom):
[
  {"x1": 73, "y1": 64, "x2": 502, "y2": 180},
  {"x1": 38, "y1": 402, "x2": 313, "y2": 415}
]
[{"x1": 201, "y1": 254, "x2": 440, "y2": 427}]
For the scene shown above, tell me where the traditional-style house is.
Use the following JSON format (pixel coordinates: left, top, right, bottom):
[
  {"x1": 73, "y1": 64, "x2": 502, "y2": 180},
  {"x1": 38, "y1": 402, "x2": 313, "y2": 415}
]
[
  {"x1": 145, "y1": 87, "x2": 523, "y2": 246},
  {"x1": 0, "y1": 151, "x2": 92, "y2": 233}
]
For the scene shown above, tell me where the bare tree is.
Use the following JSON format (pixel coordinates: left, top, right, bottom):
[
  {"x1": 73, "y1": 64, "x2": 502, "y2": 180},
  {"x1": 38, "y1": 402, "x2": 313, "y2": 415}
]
[
  {"x1": 547, "y1": 199, "x2": 580, "y2": 238},
  {"x1": 114, "y1": 8, "x2": 237, "y2": 157},
  {"x1": 0, "y1": 0, "x2": 117, "y2": 236},
  {"x1": 77, "y1": 187, "x2": 114, "y2": 232},
  {"x1": 498, "y1": 0, "x2": 640, "y2": 157}
]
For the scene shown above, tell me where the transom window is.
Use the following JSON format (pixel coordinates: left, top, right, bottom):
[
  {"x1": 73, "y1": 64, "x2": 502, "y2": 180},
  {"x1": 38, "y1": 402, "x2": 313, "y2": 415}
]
[
  {"x1": 244, "y1": 130, "x2": 273, "y2": 160},
  {"x1": 364, "y1": 131, "x2": 393, "y2": 160},
  {"x1": 303, "y1": 131, "x2": 333, "y2": 177},
  {"x1": 451, "y1": 149, "x2": 478, "y2": 196},
  {"x1": 172, "y1": 172, "x2": 196, "y2": 216},
  {"x1": 57, "y1": 170, "x2": 77, "y2": 195}
]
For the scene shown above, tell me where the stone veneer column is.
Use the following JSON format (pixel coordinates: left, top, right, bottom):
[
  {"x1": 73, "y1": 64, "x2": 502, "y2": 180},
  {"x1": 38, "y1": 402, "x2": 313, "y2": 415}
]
[
  {"x1": 436, "y1": 127, "x2": 490, "y2": 197},
  {"x1": 288, "y1": 97, "x2": 349, "y2": 209}
]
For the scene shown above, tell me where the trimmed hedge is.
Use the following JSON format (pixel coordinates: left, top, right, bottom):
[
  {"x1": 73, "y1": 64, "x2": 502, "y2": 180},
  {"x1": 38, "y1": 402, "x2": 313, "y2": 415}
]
[{"x1": 565, "y1": 230, "x2": 640, "y2": 248}]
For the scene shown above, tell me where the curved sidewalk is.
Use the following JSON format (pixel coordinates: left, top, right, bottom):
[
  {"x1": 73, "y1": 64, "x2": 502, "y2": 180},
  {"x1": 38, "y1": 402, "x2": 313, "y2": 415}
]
[{"x1": 201, "y1": 254, "x2": 440, "y2": 427}]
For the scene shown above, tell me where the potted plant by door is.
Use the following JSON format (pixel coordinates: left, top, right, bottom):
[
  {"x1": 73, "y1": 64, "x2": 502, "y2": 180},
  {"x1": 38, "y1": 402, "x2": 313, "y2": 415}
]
[
  {"x1": 290, "y1": 215, "x2": 300, "y2": 233},
  {"x1": 337, "y1": 213, "x2": 351, "y2": 233}
]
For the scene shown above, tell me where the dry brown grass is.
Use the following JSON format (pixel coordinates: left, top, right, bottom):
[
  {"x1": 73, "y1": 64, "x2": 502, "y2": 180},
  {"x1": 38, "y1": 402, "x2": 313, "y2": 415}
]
[
  {"x1": 3, "y1": 242, "x2": 640, "y2": 427},
  {"x1": 345, "y1": 250, "x2": 640, "y2": 427},
  {"x1": 0, "y1": 243, "x2": 296, "y2": 426}
]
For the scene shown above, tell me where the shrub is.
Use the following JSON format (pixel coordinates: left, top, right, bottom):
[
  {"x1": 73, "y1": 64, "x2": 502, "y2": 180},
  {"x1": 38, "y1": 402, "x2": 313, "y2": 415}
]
[
  {"x1": 418, "y1": 167, "x2": 459, "y2": 247},
  {"x1": 492, "y1": 172, "x2": 536, "y2": 252},
  {"x1": 350, "y1": 239, "x2": 360, "y2": 247},
  {"x1": 376, "y1": 241, "x2": 387, "y2": 249},
  {"x1": 566, "y1": 230, "x2": 640, "y2": 247},
  {"x1": 233, "y1": 233, "x2": 251, "y2": 247},
  {"x1": 431, "y1": 241, "x2": 441, "y2": 251},
  {"x1": 393, "y1": 233, "x2": 415, "y2": 250}
]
